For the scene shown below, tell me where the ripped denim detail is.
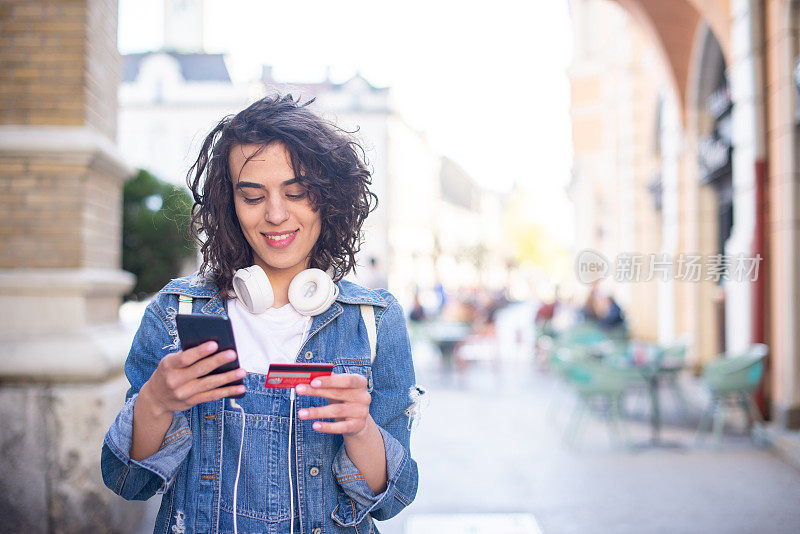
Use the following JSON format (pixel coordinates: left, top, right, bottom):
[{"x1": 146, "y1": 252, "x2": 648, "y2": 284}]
[
  {"x1": 171, "y1": 510, "x2": 186, "y2": 533},
  {"x1": 405, "y1": 385, "x2": 428, "y2": 430},
  {"x1": 162, "y1": 305, "x2": 180, "y2": 352}
]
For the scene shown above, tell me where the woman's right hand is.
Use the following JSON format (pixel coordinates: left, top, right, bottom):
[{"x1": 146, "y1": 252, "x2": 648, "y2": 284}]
[{"x1": 139, "y1": 341, "x2": 247, "y2": 416}]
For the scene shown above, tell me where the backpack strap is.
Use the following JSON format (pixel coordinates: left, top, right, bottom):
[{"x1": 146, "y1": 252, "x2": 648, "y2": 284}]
[
  {"x1": 178, "y1": 295, "x2": 193, "y2": 315},
  {"x1": 360, "y1": 304, "x2": 377, "y2": 364}
]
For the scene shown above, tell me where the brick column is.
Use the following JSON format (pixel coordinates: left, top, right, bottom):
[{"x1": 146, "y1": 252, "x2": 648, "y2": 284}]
[{"x1": 0, "y1": 1, "x2": 145, "y2": 531}]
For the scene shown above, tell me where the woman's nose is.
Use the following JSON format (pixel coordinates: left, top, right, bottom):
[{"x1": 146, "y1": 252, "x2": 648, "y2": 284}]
[{"x1": 264, "y1": 196, "x2": 289, "y2": 225}]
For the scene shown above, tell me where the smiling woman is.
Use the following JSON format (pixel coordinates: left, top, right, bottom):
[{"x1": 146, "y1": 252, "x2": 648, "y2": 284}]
[
  {"x1": 228, "y1": 142, "x2": 323, "y2": 306},
  {"x1": 187, "y1": 95, "x2": 377, "y2": 297},
  {"x1": 100, "y1": 94, "x2": 420, "y2": 534}
]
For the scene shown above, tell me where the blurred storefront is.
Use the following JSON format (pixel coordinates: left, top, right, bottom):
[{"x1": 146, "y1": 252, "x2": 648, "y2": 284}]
[{"x1": 568, "y1": 0, "x2": 800, "y2": 429}]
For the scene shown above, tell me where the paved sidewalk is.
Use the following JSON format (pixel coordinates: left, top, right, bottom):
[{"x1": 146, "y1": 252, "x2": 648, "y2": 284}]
[{"x1": 376, "y1": 334, "x2": 800, "y2": 534}]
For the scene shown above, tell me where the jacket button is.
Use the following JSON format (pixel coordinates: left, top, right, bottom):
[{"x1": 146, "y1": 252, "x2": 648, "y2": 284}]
[
  {"x1": 312, "y1": 529, "x2": 321, "y2": 534},
  {"x1": 304, "y1": 351, "x2": 313, "y2": 360},
  {"x1": 309, "y1": 466, "x2": 320, "y2": 476}
]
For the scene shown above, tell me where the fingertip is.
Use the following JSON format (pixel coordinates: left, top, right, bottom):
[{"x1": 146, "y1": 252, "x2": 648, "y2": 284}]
[
  {"x1": 224, "y1": 385, "x2": 245, "y2": 399},
  {"x1": 206, "y1": 341, "x2": 218, "y2": 352}
]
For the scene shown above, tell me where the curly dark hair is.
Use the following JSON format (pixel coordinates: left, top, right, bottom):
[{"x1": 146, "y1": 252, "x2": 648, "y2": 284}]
[{"x1": 187, "y1": 94, "x2": 377, "y2": 295}]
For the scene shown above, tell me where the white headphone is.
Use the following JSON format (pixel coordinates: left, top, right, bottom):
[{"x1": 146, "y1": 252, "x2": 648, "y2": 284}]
[{"x1": 231, "y1": 265, "x2": 338, "y2": 316}]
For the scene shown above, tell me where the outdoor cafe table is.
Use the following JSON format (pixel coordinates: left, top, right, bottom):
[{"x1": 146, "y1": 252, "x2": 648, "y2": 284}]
[
  {"x1": 425, "y1": 320, "x2": 471, "y2": 371},
  {"x1": 607, "y1": 342, "x2": 687, "y2": 450}
]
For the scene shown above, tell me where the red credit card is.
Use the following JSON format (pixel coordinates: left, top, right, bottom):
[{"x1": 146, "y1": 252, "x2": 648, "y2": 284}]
[{"x1": 264, "y1": 363, "x2": 334, "y2": 388}]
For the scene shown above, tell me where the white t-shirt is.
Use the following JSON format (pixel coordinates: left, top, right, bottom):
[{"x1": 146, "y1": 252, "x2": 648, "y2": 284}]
[{"x1": 227, "y1": 297, "x2": 312, "y2": 374}]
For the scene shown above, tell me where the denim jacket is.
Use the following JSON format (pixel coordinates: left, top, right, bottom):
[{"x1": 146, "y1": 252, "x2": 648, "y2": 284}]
[{"x1": 101, "y1": 273, "x2": 419, "y2": 534}]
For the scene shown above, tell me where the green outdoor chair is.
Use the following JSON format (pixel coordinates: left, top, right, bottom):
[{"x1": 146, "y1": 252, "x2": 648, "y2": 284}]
[
  {"x1": 695, "y1": 343, "x2": 768, "y2": 448},
  {"x1": 545, "y1": 346, "x2": 588, "y2": 423},
  {"x1": 546, "y1": 326, "x2": 624, "y2": 426},
  {"x1": 562, "y1": 355, "x2": 630, "y2": 450},
  {"x1": 543, "y1": 325, "x2": 601, "y2": 380},
  {"x1": 604, "y1": 324, "x2": 630, "y2": 344},
  {"x1": 557, "y1": 324, "x2": 607, "y2": 347}
]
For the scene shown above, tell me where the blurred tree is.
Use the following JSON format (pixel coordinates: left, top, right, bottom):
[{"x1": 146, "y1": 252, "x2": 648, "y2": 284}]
[
  {"x1": 122, "y1": 169, "x2": 195, "y2": 300},
  {"x1": 502, "y1": 184, "x2": 571, "y2": 280},
  {"x1": 511, "y1": 223, "x2": 569, "y2": 275}
]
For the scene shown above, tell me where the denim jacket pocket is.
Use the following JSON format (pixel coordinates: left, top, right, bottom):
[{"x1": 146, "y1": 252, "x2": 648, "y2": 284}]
[
  {"x1": 219, "y1": 408, "x2": 295, "y2": 523},
  {"x1": 333, "y1": 356, "x2": 373, "y2": 393}
]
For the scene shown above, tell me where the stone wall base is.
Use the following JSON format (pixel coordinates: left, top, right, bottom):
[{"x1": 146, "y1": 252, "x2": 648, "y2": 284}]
[{"x1": 0, "y1": 376, "x2": 152, "y2": 533}]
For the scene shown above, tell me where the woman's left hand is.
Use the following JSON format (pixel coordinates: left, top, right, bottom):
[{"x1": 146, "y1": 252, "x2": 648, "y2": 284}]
[{"x1": 295, "y1": 373, "x2": 372, "y2": 436}]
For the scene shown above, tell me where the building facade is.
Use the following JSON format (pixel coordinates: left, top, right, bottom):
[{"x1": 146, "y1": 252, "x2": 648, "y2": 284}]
[
  {"x1": 118, "y1": 0, "x2": 254, "y2": 188},
  {"x1": 568, "y1": 0, "x2": 800, "y2": 430}
]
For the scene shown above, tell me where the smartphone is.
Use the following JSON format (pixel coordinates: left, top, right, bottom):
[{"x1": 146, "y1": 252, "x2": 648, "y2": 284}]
[{"x1": 175, "y1": 314, "x2": 245, "y2": 398}]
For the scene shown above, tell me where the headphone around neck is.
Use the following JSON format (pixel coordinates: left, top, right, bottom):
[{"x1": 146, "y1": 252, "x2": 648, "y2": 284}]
[{"x1": 232, "y1": 265, "x2": 338, "y2": 316}]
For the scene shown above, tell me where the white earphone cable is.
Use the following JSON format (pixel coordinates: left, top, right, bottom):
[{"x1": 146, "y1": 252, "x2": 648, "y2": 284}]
[
  {"x1": 229, "y1": 398, "x2": 246, "y2": 534},
  {"x1": 288, "y1": 316, "x2": 310, "y2": 534},
  {"x1": 289, "y1": 388, "x2": 296, "y2": 534}
]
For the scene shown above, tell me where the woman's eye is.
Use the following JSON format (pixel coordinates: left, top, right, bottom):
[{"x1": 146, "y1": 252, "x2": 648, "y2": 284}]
[
  {"x1": 286, "y1": 192, "x2": 307, "y2": 200},
  {"x1": 243, "y1": 197, "x2": 263, "y2": 204}
]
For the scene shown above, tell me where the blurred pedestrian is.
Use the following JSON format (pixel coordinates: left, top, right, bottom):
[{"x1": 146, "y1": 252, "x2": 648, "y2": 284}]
[
  {"x1": 434, "y1": 280, "x2": 446, "y2": 315},
  {"x1": 409, "y1": 289, "x2": 426, "y2": 323},
  {"x1": 581, "y1": 281, "x2": 626, "y2": 331}
]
